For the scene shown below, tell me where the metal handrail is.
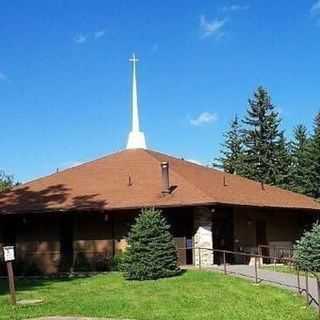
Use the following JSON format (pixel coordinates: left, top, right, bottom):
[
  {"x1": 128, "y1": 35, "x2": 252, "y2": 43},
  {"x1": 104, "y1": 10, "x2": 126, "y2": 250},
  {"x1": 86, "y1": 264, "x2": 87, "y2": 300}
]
[
  {"x1": 178, "y1": 246, "x2": 320, "y2": 317},
  {"x1": 177, "y1": 246, "x2": 295, "y2": 263}
]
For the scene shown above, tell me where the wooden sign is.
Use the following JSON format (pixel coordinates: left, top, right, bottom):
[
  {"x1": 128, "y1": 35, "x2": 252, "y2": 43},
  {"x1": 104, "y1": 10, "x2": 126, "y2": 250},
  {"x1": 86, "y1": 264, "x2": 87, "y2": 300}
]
[
  {"x1": 3, "y1": 246, "x2": 15, "y2": 262},
  {"x1": 2, "y1": 246, "x2": 16, "y2": 304}
]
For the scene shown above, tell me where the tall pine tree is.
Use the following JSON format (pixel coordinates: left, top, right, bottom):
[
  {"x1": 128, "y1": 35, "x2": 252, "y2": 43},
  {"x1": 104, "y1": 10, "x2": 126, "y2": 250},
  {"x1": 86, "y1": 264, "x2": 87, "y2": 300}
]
[
  {"x1": 214, "y1": 115, "x2": 245, "y2": 174},
  {"x1": 274, "y1": 132, "x2": 291, "y2": 189},
  {"x1": 288, "y1": 125, "x2": 312, "y2": 195},
  {"x1": 308, "y1": 112, "x2": 320, "y2": 199},
  {"x1": 241, "y1": 86, "x2": 284, "y2": 185}
]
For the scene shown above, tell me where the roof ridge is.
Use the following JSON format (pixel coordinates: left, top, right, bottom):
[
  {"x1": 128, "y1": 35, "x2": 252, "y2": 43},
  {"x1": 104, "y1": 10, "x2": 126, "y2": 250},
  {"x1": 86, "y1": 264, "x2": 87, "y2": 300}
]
[{"x1": 16, "y1": 148, "x2": 128, "y2": 188}]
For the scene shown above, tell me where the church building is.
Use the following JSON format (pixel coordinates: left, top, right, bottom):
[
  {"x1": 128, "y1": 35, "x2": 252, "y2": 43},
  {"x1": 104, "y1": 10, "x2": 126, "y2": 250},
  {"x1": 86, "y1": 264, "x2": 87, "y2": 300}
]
[{"x1": 1, "y1": 55, "x2": 320, "y2": 274}]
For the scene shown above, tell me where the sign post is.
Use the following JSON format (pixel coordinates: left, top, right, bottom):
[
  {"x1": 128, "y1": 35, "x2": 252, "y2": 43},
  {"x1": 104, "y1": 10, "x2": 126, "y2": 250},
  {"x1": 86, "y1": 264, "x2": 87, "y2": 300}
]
[{"x1": 3, "y1": 246, "x2": 16, "y2": 305}]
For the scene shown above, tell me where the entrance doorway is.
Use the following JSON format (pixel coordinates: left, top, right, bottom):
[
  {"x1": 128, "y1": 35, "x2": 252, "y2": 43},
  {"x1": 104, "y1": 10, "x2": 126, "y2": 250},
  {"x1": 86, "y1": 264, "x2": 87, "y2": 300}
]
[
  {"x1": 256, "y1": 219, "x2": 269, "y2": 262},
  {"x1": 59, "y1": 215, "x2": 74, "y2": 272},
  {"x1": 165, "y1": 207, "x2": 194, "y2": 265},
  {"x1": 212, "y1": 208, "x2": 234, "y2": 264}
]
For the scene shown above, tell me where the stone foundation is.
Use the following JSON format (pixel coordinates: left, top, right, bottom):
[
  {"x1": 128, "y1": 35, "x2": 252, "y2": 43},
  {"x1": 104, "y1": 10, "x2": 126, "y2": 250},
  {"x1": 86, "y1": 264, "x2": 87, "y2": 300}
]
[{"x1": 193, "y1": 207, "x2": 213, "y2": 266}]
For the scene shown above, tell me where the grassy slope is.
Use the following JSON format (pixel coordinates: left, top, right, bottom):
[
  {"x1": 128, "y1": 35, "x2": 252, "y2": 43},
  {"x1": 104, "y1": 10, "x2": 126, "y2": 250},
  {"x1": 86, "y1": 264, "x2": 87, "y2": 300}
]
[
  {"x1": 262, "y1": 265, "x2": 316, "y2": 277},
  {"x1": 0, "y1": 271, "x2": 316, "y2": 320},
  {"x1": 262, "y1": 265, "x2": 299, "y2": 275}
]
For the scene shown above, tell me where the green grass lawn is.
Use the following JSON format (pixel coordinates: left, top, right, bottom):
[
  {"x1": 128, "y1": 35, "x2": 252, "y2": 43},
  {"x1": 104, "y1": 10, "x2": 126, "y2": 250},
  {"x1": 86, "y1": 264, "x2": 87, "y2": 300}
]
[{"x1": 0, "y1": 271, "x2": 316, "y2": 320}]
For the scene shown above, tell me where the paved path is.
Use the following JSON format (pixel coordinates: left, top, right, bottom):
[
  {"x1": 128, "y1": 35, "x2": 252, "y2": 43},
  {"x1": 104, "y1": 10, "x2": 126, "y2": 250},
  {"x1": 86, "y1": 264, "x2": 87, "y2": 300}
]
[{"x1": 204, "y1": 264, "x2": 319, "y2": 307}]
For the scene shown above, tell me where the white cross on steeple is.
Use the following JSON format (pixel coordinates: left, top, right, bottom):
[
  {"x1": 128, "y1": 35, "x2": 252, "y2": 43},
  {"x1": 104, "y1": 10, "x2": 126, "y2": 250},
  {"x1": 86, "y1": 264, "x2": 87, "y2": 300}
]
[
  {"x1": 126, "y1": 53, "x2": 147, "y2": 149},
  {"x1": 129, "y1": 53, "x2": 139, "y2": 64}
]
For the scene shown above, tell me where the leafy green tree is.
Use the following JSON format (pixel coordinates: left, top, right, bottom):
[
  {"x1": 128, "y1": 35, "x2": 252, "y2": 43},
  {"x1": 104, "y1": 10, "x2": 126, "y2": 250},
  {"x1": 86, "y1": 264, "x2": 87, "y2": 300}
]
[
  {"x1": 294, "y1": 223, "x2": 320, "y2": 273},
  {"x1": 308, "y1": 112, "x2": 320, "y2": 199},
  {"x1": 214, "y1": 115, "x2": 245, "y2": 174},
  {"x1": 241, "y1": 86, "x2": 283, "y2": 185},
  {"x1": 288, "y1": 125, "x2": 312, "y2": 195},
  {"x1": 122, "y1": 208, "x2": 180, "y2": 280},
  {"x1": 0, "y1": 170, "x2": 14, "y2": 192}
]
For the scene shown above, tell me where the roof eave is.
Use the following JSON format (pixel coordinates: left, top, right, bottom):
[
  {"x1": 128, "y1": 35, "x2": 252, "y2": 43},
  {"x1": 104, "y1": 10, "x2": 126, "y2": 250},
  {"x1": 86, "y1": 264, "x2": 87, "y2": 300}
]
[{"x1": 1, "y1": 200, "x2": 320, "y2": 216}]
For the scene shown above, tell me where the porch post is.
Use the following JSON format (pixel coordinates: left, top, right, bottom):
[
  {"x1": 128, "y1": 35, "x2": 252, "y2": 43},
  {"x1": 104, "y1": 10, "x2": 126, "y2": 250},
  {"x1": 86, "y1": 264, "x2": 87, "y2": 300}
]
[{"x1": 193, "y1": 207, "x2": 213, "y2": 266}]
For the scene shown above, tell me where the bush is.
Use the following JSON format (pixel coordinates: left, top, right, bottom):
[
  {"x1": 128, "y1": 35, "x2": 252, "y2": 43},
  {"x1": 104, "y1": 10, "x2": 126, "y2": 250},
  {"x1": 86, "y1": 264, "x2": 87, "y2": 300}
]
[
  {"x1": 122, "y1": 208, "x2": 180, "y2": 280},
  {"x1": 111, "y1": 253, "x2": 125, "y2": 271},
  {"x1": 294, "y1": 222, "x2": 320, "y2": 273}
]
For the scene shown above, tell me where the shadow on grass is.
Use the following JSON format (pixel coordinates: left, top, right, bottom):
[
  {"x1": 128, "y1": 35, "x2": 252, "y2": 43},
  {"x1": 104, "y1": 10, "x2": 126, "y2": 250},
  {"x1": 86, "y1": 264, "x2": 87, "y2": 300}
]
[
  {"x1": 0, "y1": 268, "x2": 186, "y2": 297},
  {"x1": 0, "y1": 274, "x2": 95, "y2": 297}
]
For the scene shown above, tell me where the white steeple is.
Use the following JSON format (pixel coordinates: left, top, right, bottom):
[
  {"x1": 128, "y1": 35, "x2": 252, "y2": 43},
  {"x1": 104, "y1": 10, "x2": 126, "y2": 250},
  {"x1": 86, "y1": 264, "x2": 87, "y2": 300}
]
[{"x1": 126, "y1": 53, "x2": 147, "y2": 149}]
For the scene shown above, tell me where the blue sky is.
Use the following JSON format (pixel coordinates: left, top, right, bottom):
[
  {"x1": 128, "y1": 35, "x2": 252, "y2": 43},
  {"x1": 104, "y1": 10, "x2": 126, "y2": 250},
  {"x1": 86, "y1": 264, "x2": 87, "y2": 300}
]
[{"x1": 1, "y1": 1, "x2": 320, "y2": 182}]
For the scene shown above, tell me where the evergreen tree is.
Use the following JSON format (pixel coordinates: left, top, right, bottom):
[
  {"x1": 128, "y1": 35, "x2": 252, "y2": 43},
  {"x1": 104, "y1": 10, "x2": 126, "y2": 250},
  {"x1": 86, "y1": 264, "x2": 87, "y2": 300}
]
[
  {"x1": 214, "y1": 115, "x2": 245, "y2": 174},
  {"x1": 308, "y1": 112, "x2": 320, "y2": 198},
  {"x1": 0, "y1": 170, "x2": 14, "y2": 192},
  {"x1": 288, "y1": 125, "x2": 312, "y2": 195},
  {"x1": 294, "y1": 223, "x2": 320, "y2": 273},
  {"x1": 122, "y1": 208, "x2": 180, "y2": 280},
  {"x1": 241, "y1": 86, "x2": 283, "y2": 185},
  {"x1": 273, "y1": 132, "x2": 291, "y2": 189}
]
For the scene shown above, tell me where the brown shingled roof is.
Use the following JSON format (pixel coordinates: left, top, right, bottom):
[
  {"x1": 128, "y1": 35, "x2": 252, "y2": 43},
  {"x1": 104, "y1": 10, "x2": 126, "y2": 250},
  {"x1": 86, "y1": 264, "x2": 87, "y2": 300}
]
[{"x1": 1, "y1": 148, "x2": 320, "y2": 214}]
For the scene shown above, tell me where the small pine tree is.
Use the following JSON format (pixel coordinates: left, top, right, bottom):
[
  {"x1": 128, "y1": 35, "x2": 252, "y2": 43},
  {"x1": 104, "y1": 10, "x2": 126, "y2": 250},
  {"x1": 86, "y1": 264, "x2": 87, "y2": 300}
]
[
  {"x1": 241, "y1": 86, "x2": 283, "y2": 185},
  {"x1": 214, "y1": 115, "x2": 245, "y2": 174},
  {"x1": 122, "y1": 208, "x2": 180, "y2": 280},
  {"x1": 294, "y1": 223, "x2": 320, "y2": 273}
]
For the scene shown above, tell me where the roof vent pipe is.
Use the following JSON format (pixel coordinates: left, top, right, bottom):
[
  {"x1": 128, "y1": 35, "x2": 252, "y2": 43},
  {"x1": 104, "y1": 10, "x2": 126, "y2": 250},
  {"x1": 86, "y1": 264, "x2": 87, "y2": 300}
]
[{"x1": 161, "y1": 161, "x2": 170, "y2": 194}]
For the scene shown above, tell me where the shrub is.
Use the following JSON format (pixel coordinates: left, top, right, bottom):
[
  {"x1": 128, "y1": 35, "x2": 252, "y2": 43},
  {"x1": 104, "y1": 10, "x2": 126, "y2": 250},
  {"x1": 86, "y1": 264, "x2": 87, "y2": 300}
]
[
  {"x1": 122, "y1": 208, "x2": 180, "y2": 280},
  {"x1": 111, "y1": 253, "x2": 125, "y2": 271},
  {"x1": 294, "y1": 222, "x2": 320, "y2": 273}
]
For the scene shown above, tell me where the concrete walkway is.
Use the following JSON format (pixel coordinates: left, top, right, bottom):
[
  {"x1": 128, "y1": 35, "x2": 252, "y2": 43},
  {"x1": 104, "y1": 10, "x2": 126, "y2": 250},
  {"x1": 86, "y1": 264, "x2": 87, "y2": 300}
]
[{"x1": 203, "y1": 264, "x2": 319, "y2": 307}]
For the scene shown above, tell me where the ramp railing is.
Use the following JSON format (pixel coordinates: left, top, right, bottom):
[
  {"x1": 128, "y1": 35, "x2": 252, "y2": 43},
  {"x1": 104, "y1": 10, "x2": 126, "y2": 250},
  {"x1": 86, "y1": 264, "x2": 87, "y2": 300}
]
[{"x1": 177, "y1": 246, "x2": 320, "y2": 317}]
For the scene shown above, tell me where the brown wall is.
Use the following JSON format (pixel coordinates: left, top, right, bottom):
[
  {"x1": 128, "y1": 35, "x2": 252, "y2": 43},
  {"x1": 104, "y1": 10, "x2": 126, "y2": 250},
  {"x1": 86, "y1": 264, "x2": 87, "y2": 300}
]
[
  {"x1": 0, "y1": 218, "x2": 3, "y2": 249},
  {"x1": 0, "y1": 205, "x2": 311, "y2": 274},
  {"x1": 73, "y1": 211, "x2": 136, "y2": 267},
  {"x1": 0, "y1": 218, "x2": 4, "y2": 270},
  {"x1": 0, "y1": 212, "x2": 134, "y2": 274},
  {"x1": 74, "y1": 213, "x2": 112, "y2": 254},
  {"x1": 113, "y1": 212, "x2": 136, "y2": 253},
  {"x1": 0, "y1": 211, "x2": 140, "y2": 274},
  {"x1": 19, "y1": 215, "x2": 60, "y2": 274},
  {"x1": 0, "y1": 214, "x2": 61, "y2": 274},
  {"x1": 0, "y1": 209, "x2": 194, "y2": 273}
]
